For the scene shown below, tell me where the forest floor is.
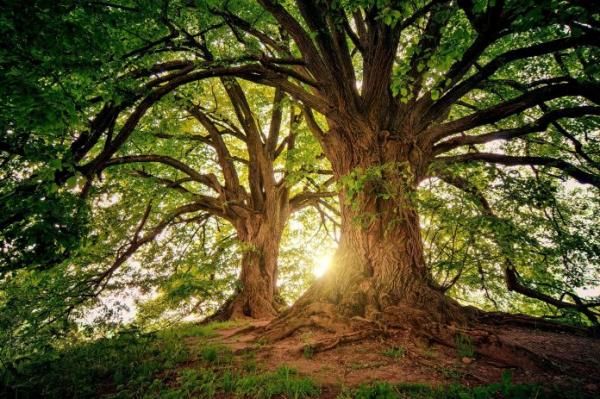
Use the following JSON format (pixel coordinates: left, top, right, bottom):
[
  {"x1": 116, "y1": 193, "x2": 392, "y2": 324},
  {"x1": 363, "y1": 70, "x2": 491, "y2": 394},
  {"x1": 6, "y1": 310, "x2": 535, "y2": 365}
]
[
  {"x1": 5, "y1": 318, "x2": 600, "y2": 398},
  {"x1": 184, "y1": 319, "x2": 600, "y2": 398}
]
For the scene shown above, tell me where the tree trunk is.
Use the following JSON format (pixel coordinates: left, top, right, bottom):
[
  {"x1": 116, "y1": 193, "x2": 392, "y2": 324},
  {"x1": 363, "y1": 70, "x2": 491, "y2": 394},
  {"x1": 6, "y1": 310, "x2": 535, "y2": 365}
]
[
  {"x1": 207, "y1": 200, "x2": 289, "y2": 321},
  {"x1": 266, "y1": 129, "x2": 470, "y2": 337}
]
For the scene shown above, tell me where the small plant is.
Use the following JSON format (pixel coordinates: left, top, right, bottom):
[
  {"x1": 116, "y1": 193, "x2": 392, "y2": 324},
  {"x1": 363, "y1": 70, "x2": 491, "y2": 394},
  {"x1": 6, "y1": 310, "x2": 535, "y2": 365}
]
[
  {"x1": 177, "y1": 368, "x2": 218, "y2": 398},
  {"x1": 219, "y1": 369, "x2": 239, "y2": 393},
  {"x1": 303, "y1": 344, "x2": 315, "y2": 359},
  {"x1": 454, "y1": 333, "x2": 475, "y2": 359},
  {"x1": 235, "y1": 365, "x2": 320, "y2": 399},
  {"x1": 201, "y1": 345, "x2": 219, "y2": 363},
  {"x1": 354, "y1": 382, "x2": 397, "y2": 399},
  {"x1": 200, "y1": 344, "x2": 232, "y2": 365},
  {"x1": 242, "y1": 351, "x2": 259, "y2": 372},
  {"x1": 380, "y1": 346, "x2": 406, "y2": 358}
]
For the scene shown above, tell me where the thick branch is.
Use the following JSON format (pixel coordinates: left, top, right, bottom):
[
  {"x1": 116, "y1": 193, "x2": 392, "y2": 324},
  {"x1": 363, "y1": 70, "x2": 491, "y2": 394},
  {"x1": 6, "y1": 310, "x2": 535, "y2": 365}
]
[
  {"x1": 433, "y1": 106, "x2": 600, "y2": 154},
  {"x1": 425, "y1": 34, "x2": 598, "y2": 124},
  {"x1": 98, "y1": 154, "x2": 224, "y2": 193},
  {"x1": 187, "y1": 106, "x2": 243, "y2": 197},
  {"x1": 436, "y1": 152, "x2": 600, "y2": 187},
  {"x1": 428, "y1": 81, "x2": 600, "y2": 141},
  {"x1": 289, "y1": 191, "x2": 336, "y2": 212}
]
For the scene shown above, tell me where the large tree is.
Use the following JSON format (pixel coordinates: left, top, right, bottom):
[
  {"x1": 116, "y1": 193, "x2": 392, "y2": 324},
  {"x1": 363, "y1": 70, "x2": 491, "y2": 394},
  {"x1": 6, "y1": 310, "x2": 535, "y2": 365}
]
[
  {"x1": 164, "y1": 0, "x2": 600, "y2": 339},
  {"x1": 92, "y1": 78, "x2": 333, "y2": 320},
  {"x1": 0, "y1": 0, "x2": 334, "y2": 322},
  {"x1": 2, "y1": 0, "x2": 599, "y2": 355}
]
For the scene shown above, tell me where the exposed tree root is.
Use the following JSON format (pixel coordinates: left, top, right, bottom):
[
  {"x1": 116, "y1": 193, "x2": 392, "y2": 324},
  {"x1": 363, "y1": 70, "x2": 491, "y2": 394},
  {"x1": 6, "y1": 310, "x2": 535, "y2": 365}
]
[
  {"x1": 418, "y1": 323, "x2": 561, "y2": 371},
  {"x1": 260, "y1": 295, "x2": 577, "y2": 373},
  {"x1": 303, "y1": 330, "x2": 380, "y2": 354},
  {"x1": 264, "y1": 303, "x2": 355, "y2": 341}
]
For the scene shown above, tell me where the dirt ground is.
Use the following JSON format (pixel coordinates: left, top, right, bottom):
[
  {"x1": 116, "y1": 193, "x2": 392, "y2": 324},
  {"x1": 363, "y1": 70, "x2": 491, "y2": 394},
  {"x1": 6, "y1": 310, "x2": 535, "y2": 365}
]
[{"x1": 185, "y1": 320, "x2": 600, "y2": 397}]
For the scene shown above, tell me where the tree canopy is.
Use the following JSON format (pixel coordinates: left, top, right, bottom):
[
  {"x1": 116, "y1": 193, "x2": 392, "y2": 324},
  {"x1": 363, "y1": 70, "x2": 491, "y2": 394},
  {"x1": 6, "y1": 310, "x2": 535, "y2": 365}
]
[{"x1": 1, "y1": 0, "x2": 599, "y2": 374}]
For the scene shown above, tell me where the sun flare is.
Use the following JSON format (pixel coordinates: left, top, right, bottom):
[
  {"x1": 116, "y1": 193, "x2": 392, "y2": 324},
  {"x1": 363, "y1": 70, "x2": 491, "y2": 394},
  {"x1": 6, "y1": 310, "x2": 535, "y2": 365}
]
[{"x1": 313, "y1": 253, "x2": 332, "y2": 278}]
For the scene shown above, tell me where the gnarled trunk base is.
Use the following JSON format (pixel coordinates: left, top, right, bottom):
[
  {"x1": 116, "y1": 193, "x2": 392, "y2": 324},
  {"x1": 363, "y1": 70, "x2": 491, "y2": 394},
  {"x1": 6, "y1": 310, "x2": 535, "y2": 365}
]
[
  {"x1": 203, "y1": 289, "x2": 286, "y2": 322},
  {"x1": 263, "y1": 272, "x2": 472, "y2": 341},
  {"x1": 261, "y1": 271, "x2": 579, "y2": 371},
  {"x1": 260, "y1": 234, "x2": 575, "y2": 371}
]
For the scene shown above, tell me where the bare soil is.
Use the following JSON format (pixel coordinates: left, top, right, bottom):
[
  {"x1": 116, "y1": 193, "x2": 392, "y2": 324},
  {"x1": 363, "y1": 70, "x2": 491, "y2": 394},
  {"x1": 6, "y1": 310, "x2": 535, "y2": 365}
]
[{"x1": 185, "y1": 320, "x2": 600, "y2": 397}]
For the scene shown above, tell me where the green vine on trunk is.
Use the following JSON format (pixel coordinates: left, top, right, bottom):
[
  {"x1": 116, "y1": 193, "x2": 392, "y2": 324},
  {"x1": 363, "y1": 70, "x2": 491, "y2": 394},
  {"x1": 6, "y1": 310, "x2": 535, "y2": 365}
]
[{"x1": 339, "y1": 162, "x2": 419, "y2": 230}]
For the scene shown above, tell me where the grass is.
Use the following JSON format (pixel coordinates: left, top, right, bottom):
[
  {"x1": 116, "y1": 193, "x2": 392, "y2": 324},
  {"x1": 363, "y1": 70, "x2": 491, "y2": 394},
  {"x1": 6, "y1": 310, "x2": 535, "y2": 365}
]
[
  {"x1": 338, "y1": 374, "x2": 547, "y2": 399},
  {"x1": 454, "y1": 333, "x2": 475, "y2": 359},
  {"x1": 235, "y1": 365, "x2": 320, "y2": 399},
  {"x1": 0, "y1": 322, "x2": 320, "y2": 399},
  {"x1": 136, "y1": 365, "x2": 319, "y2": 399},
  {"x1": 1, "y1": 322, "x2": 593, "y2": 399},
  {"x1": 380, "y1": 346, "x2": 406, "y2": 359},
  {"x1": 199, "y1": 344, "x2": 233, "y2": 366},
  {"x1": 337, "y1": 372, "x2": 596, "y2": 399},
  {"x1": 241, "y1": 350, "x2": 259, "y2": 372},
  {"x1": 303, "y1": 345, "x2": 316, "y2": 359}
]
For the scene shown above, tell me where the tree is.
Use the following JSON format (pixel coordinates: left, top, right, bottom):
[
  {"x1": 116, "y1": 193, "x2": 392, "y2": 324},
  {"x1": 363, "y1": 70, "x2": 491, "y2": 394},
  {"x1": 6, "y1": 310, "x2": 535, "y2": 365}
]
[
  {"x1": 91, "y1": 78, "x2": 333, "y2": 320},
  {"x1": 159, "y1": 0, "x2": 599, "y2": 339},
  {"x1": 2, "y1": 0, "x2": 599, "y2": 356}
]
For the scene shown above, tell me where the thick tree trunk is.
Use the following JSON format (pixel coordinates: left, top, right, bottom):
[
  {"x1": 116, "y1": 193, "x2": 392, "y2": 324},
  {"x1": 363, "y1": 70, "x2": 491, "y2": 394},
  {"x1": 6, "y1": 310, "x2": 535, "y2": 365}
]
[
  {"x1": 266, "y1": 129, "x2": 470, "y2": 337},
  {"x1": 207, "y1": 200, "x2": 289, "y2": 321}
]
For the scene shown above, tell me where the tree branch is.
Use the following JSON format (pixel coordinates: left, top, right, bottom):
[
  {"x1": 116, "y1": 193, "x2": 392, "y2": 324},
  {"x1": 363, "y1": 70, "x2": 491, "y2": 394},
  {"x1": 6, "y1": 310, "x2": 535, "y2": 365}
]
[
  {"x1": 436, "y1": 152, "x2": 600, "y2": 187},
  {"x1": 437, "y1": 171, "x2": 599, "y2": 324},
  {"x1": 424, "y1": 34, "x2": 598, "y2": 124},
  {"x1": 433, "y1": 106, "x2": 600, "y2": 154},
  {"x1": 98, "y1": 154, "x2": 225, "y2": 193},
  {"x1": 427, "y1": 81, "x2": 600, "y2": 142}
]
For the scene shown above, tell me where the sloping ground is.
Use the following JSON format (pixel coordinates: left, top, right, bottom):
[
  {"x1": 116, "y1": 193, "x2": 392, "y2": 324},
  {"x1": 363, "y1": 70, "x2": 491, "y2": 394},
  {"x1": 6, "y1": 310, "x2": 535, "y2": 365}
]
[{"x1": 185, "y1": 320, "x2": 600, "y2": 398}]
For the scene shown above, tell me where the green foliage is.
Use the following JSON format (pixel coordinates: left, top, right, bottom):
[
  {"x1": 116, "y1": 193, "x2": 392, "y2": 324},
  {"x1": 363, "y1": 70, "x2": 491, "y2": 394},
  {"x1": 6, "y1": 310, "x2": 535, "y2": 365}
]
[
  {"x1": 454, "y1": 334, "x2": 475, "y2": 359},
  {"x1": 1, "y1": 328, "x2": 184, "y2": 398},
  {"x1": 380, "y1": 346, "x2": 406, "y2": 359},
  {"x1": 234, "y1": 365, "x2": 320, "y2": 399},
  {"x1": 352, "y1": 382, "x2": 397, "y2": 399},
  {"x1": 0, "y1": 322, "x2": 321, "y2": 399},
  {"x1": 302, "y1": 345, "x2": 315, "y2": 359},
  {"x1": 0, "y1": 183, "x2": 91, "y2": 273},
  {"x1": 419, "y1": 162, "x2": 600, "y2": 322},
  {"x1": 338, "y1": 162, "x2": 418, "y2": 229}
]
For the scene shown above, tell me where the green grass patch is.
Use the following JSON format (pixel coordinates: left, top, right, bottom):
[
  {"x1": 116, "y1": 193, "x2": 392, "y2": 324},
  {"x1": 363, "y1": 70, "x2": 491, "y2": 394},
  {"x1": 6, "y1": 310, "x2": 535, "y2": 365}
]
[
  {"x1": 337, "y1": 372, "x2": 593, "y2": 399},
  {"x1": 199, "y1": 344, "x2": 233, "y2": 365},
  {"x1": 380, "y1": 346, "x2": 406, "y2": 358},
  {"x1": 235, "y1": 365, "x2": 320, "y2": 399},
  {"x1": 0, "y1": 322, "x2": 320, "y2": 399},
  {"x1": 303, "y1": 345, "x2": 315, "y2": 359},
  {"x1": 454, "y1": 333, "x2": 475, "y2": 359},
  {"x1": 159, "y1": 320, "x2": 243, "y2": 340}
]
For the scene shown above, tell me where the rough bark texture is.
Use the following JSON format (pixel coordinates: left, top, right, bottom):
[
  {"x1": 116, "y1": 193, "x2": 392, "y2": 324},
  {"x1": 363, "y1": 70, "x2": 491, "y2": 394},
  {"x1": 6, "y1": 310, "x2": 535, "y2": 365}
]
[
  {"x1": 265, "y1": 125, "x2": 471, "y2": 340},
  {"x1": 206, "y1": 187, "x2": 291, "y2": 321}
]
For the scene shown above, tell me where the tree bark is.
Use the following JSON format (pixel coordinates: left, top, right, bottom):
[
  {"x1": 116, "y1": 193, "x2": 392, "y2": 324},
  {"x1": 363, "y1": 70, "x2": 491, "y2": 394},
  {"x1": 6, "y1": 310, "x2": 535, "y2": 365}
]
[
  {"x1": 266, "y1": 128, "x2": 469, "y2": 337},
  {"x1": 207, "y1": 194, "x2": 290, "y2": 321}
]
